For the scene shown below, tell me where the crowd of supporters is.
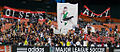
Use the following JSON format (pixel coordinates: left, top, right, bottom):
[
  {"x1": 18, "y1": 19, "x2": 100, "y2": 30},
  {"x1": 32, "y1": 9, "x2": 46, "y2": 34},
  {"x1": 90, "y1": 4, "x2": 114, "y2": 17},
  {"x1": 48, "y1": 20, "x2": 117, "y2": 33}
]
[{"x1": 0, "y1": 14, "x2": 120, "y2": 47}]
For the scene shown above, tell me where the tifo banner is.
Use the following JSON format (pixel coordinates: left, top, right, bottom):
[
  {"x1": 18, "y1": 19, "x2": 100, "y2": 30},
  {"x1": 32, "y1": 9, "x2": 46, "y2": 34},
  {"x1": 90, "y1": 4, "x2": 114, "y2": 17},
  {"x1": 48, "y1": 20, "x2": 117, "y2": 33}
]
[
  {"x1": 57, "y1": 3, "x2": 78, "y2": 34},
  {"x1": 81, "y1": 5, "x2": 110, "y2": 17},
  {"x1": 0, "y1": 45, "x2": 12, "y2": 52},
  {"x1": 53, "y1": 47, "x2": 106, "y2": 52},
  {"x1": 12, "y1": 46, "x2": 49, "y2": 52},
  {"x1": 3, "y1": 6, "x2": 46, "y2": 21}
]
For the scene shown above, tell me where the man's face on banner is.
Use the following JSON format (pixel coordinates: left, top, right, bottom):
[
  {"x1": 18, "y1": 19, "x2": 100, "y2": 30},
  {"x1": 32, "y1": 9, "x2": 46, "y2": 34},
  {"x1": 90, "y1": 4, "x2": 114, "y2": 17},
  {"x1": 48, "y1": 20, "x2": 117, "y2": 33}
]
[{"x1": 64, "y1": 7, "x2": 67, "y2": 12}]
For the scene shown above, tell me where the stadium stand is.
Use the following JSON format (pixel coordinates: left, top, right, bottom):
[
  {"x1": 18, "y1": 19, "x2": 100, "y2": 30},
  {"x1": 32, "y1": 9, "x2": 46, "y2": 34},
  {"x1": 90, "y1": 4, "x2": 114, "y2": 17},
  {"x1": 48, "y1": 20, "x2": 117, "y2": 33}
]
[{"x1": 0, "y1": 6, "x2": 120, "y2": 48}]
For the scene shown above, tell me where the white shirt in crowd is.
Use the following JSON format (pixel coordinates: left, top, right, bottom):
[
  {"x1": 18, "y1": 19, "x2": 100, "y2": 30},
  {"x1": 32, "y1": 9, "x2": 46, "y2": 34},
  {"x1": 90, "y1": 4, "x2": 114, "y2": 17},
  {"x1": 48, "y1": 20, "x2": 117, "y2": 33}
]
[
  {"x1": 79, "y1": 30, "x2": 82, "y2": 34},
  {"x1": 63, "y1": 43, "x2": 65, "y2": 46},
  {"x1": 74, "y1": 33, "x2": 76, "y2": 36},
  {"x1": 55, "y1": 44, "x2": 59, "y2": 46},
  {"x1": 50, "y1": 25, "x2": 54, "y2": 29},
  {"x1": 97, "y1": 44, "x2": 102, "y2": 47},
  {"x1": 32, "y1": 31, "x2": 35, "y2": 33},
  {"x1": 91, "y1": 44, "x2": 95, "y2": 47},
  {"x1": 1, "y1": 18, "x2": 4, "y2": 20},
  {"x1": 40, "y1": 32, "x2": 44, "y2": 37},
  {"x1": 18, "y1": 42, "x2": 22, "y2": 46},
  {"x1": 91, "y1": 26, "x2": 95, "y2": 33},
  {"x1": 76, "y1": 41, "x2": 81, "y2": 46},
  {"x1": 48, "y1": 37, "x2": 51, "y2": 45},
  {"x1": 0, "y1": 37, "x2": 3, "y2": 41},
  {"x1": 83, "y1": 40, "x2": 88, "y2": 46},
  {"x1": 117, "y1": 44, "x2": 120, "y2": 47},
  {"x1": 104, "y1": 44, "x2": 108, "y2": 47}
]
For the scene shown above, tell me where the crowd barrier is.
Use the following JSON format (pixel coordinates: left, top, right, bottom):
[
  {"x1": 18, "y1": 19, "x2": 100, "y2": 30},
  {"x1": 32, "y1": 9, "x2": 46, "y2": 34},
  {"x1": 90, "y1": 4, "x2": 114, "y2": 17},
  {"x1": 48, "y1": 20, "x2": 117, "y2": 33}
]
[{"x1": 0, "y1": 45, "x2": 120, "y2": 52}]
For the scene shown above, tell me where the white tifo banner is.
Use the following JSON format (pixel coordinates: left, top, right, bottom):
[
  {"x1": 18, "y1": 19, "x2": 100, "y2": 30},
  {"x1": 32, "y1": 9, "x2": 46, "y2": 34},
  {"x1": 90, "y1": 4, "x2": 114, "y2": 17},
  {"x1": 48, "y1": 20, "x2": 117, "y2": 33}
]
[{"x1": 57, "y1": 3, "x2": 78, "y2": 34}]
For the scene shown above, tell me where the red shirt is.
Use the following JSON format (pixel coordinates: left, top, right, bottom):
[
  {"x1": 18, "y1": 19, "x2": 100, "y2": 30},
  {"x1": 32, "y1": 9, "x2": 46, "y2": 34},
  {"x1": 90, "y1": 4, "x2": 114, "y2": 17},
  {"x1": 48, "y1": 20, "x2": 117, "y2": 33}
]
[{"x1": 97, "y1": 37, "x2": 100, "y2": 43}]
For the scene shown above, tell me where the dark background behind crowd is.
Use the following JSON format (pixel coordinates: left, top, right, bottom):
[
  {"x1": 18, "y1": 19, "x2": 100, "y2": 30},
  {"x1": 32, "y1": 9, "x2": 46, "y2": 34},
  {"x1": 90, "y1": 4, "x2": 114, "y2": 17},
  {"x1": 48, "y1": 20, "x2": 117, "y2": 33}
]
[{"x1": 1, "y1": 0, "x2": 120, "y2": 18}]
